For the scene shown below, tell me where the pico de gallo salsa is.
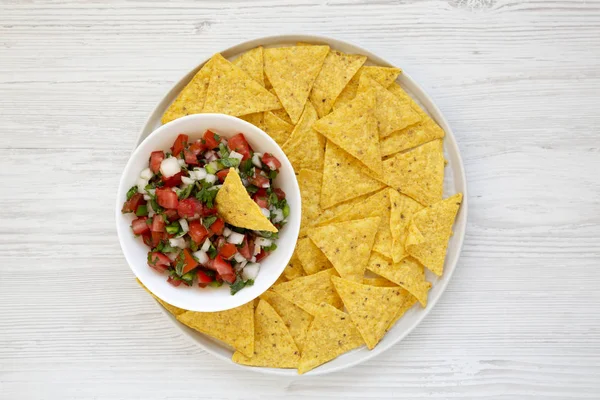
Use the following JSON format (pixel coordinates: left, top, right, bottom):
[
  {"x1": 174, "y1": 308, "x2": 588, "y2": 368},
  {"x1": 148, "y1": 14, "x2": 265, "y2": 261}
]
[{"x1": 122, "y1": 131, "x2": 289, "y2": 295}]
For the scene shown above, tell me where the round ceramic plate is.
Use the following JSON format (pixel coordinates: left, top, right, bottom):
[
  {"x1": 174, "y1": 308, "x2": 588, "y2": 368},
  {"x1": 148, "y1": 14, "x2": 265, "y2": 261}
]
[{"x1": 133, "y1": 34, "x2": 468, "y2": 376}]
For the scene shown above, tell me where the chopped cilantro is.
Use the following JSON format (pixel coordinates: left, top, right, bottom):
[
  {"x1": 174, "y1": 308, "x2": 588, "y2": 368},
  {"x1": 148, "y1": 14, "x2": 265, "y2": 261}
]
[
  {"x1": 207, "y1": 245, "x2": 218, "y2": 259},
  {"x1": 135, "y1": 204, "x2": 148, "y2": 217},
  {"x1": 239, "y1": 158, "x2": 253, "y2": 174},
  {"x1": 166, "y1": 222, "x2": 181, "y2": 235},
  {"x1": 180, "y1": 271, "x2": 195, "y2": 285},
  {"x1": 263, "y1": 243, "x2": 278, "y2": 252},
  {"x1": 268, "y1": 192, "x2": 279, "y2": 207},
  {"x1": 246, "y1": 185, "x2": 259, "y2": 195},
  {"x1": 126, "y1": 186, "x2": 138, "y2": 200},
  {"x1": 151, "y1": 198, "x2": 163, "y2": 213},
  {"x1": 257, "y1": 230, "x2": 279, "y2": 240},
  {"x1": 195, "y1": 181, "x2": 219, "y2": 208},
  {"x1": 178, "y1": 184, "x2": 194, "y2": 200},
  {"x1": 147, "y1": 252, "x2": 156, "y2": 266},
  {"x1": 189, "y1": 240, "x2": 199, "y2": 252},
  {"x1": 221, "y1": 157, "x2": 240, "y2": 168},
  {"x1": 203, "y1": 216, "x2": 217, "y2": 229},
  {"x1": 268, "y1": 170, "x2": 278, "y2": 180},
  {"x1": 174, "y1": 252, "x2": 186, "y2": 276},
  {"x1": 282, "y1": 202, "x2": 290, "y2": 218},
  {"x1": 155, "y1": 241, "x2": 178, "y2": 253},
  {"x1": 209, "y1": 280, "x2": 223, "y2": 288},
  {"x1": 214, "y1": 133, "x2": 221, "y2": 142},
  {"x1": 230, "y1": 277, "x2": 254, "y2": 295},
  {"x1": 218, "y1": 143, "x2": 230, "y2": 158}
]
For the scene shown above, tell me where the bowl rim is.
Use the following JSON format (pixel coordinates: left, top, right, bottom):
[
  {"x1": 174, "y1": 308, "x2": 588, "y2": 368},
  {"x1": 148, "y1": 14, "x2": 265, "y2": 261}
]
[{"x1": 130, "y1": 34, "x2": 468, "y2": 376}]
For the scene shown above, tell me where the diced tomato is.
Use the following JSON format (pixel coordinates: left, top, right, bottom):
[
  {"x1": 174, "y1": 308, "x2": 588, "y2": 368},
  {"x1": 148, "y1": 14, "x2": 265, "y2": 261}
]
[
  {"x1": 261, "y1": 153, "x2": 281, "y2": 170},
  {"x1": 177, "y1": 198, "x2": 203, "y2": 219},
  {"x1": 210, "y1": 218, "x2": 225, "y2": 235},
  {"x1": 189, "y1": 141, "x2": 205, "y2": 156},
  {"x1": 162, "y1": 171, "x2": 183, "y2": 187},
  {"x1": 227, "y1": 133, "x2": 252, "y2": 160},
  {"x1": 216, "y1": 169, "x2": 230, "y2": 182},
  {"x1": 151, "y1": 231, "x2": 164, "y2": 246},
  {"x1": 254, "y1": 195, "x2": 268, "y2": 209},
  {"x1": 142, "y1": 232, "x2": 153, "y2": 247},
  {"x1": 148, "y1": 252, "x2": 171, "y2": 273},
  {"x1": 256, "y1": 250, "x2": 270, "y2": 262},
  {"x1": 238, "y1": 237, "x2": 252, "y2": 259},
  {"x1": 156, "y1": 188, "x2": 179, "y2": 209},
  {"x1": 167, "y1": 276, "x2": 182, "y2": 287},
  {"x1": 151, "y1": 214, "x2": 165, "y2": 232},
  {"x1": 188, "y1": 220, "x2": 209, "y2": 243},
  {"x1": 254, "y1": 188, "x2": 268, "y2": 198},
  {"x1": 213, "y1": 255, "x2": 235, "y2": 281},
  {"x1": 181, "y1": 249, "x2": 199, "y2": 274},
  {"x1": 163, "y1": 208, "x2": 179, "y2": 222},
  {"x1": 215, "y1": 236, "x2": 227, "y2": 250},
  {"x1": 274, "y1": 188, "x2": 286, "y2": 201},
  {"x1": 197, "y1": 270, "x2": 213, "y2": 284},
  {"x1": 122, "y1": 193, "x2": 145, "y2": 214},
  {"x1": 184, "y1": 149, "x2": 198, "y2": 165},
  {"x1": 219, "y1": 243, "x2": 237, "y2": 260},
  {"x1": 203, "y1": 130, "x2": 220, "y2": 149},
  {"x1": 132, "y1": 217, "x2": 150, "y2": 235},
  {"x1": 201, "y1": 206, "x2": 218, "y2": 217},
  {"x1": 149, "y1": 151, "x2": 165, "y2": 174},
  {"x1": 221, "y1": 273, "x2": 236, "y2": 284},
  {"x1": 249, "y1": 172, "x2": 270, "y2": 188},
  {"x1": 171, "y1": 134, "x2": 188, "y2": 157}
]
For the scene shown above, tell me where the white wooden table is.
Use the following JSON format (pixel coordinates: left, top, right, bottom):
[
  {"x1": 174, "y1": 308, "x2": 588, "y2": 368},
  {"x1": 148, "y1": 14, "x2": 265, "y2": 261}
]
[{"x1": 1, "y1": 1, "x2": 599, "y2": 398}]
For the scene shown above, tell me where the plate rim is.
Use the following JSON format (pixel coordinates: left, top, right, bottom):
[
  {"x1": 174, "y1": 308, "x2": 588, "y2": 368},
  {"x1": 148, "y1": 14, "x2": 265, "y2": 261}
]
[{"x1": 132, "y1": 34, "x2": 469, "y2": 377}]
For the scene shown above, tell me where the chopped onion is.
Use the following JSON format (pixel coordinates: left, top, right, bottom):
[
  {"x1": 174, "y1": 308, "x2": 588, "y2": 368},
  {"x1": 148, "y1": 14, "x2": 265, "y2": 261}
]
[
  {"x1": 241, "y1": 178, "x2": 249, "y2": 186},
  {"x1": 261, "y1": 181, "x2": 270, "y2": 189},
  {"x1": 234, "y1": 260, "x2": 247, "y2": 272},
  {"x1": 181, "y1": 176, "x2": 195, "y2": 185},
  {"x1": 229, "y1": 150, "x2": 244, "y2": 161},
  {"x1": 227, "y1": 232, "x2": 245, "y2": 245},
  {"x1": 178, "y1": 218, "x2": 189, "y2": 233},
  {"x1": 243, "y1": 263, "x2": 260, "y2": 280},
  {"x1": 234, "y1": 252, "x2": 246, "y2": 263},
  {"x1": 205, "y1": 151, "x2": 217, "y2": 162},
  {"x1": 169, "y1": 237, "x2": 187, "y2": 249},
  {"x1": 255, "y1": 237, "x2": 272, "y2": 247},
  {"x1": 143, "y1": 194, "x2": 151, "y2": 201},
  {"x1": 252, "y1": 153, "x2": 262, "y2": 168},
  {"x1": 147, "y1": 201, "x2": 155, "y2": 217},
  {"x1": 223, "y1": 227, "x2": 232, "y2": 237},
  {"x1": 160, "y1": 157, "x2": 181, "y2": 178},
  {"x1": 192, "y1": 168, "x2": 207, "y2": 180},
  {"x1": 177, "y1": 158, "x2": 186, "y2": 167},
  {"x1": 137, "y1": 178, "x2": 148, "y2": 194},
  {"x1": 147, "y1": 188, "x2": 155, "y2": 196},
  {"x1": 205, "y1": 174, "x2": 217, "y2": 184},
  {"x1": 193, "y1": 250, "x2": 209, "y2": 265},
  {"x1": 201, "y1": 239, "x2": 212, "y2": 252},
  {"x1": 250, "y1": 256, "x2": 256, "y2": 263},
  {"x1": 167, "y1": 251, "x2": 179, "y2": 262},
  {"x1": 260, "y1": 208, "x2": 270, "y2": 218},
  {"x1": 140, "y1": 168, "x2": 153, "y2": 180},
  {"x1": 253, "y1": 243, "x2": 261, "y2": 256},
  {"x1": 272, "y1": 209, "x2": 284, "y2": 223}
]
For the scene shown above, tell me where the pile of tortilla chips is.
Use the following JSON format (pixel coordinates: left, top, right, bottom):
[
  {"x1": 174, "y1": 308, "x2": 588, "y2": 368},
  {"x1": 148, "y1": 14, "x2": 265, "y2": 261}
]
[{"x1": 147, "y1": 44, "x2": 463, "y2": 374}]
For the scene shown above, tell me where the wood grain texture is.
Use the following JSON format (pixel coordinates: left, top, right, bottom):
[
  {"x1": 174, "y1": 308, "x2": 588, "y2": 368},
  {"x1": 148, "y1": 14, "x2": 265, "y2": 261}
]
[{"x1": 1, "y1": 0, "x2": 599, "y2": 398}]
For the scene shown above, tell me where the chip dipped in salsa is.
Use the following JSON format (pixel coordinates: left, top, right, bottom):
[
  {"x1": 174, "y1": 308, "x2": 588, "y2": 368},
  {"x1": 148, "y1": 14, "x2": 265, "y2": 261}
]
[{"x1": 121, "y1": 131, "x2": 290, "y2": 295}]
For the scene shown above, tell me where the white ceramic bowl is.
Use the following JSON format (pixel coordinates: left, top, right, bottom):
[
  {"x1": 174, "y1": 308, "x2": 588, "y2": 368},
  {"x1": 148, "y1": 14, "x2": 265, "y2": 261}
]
[
  {"x1": 116, "y1": 113, "x2": 301, "y2": 312},
  {"x1": 132, "y1": 34, "x2": 468, "y2": 376}
]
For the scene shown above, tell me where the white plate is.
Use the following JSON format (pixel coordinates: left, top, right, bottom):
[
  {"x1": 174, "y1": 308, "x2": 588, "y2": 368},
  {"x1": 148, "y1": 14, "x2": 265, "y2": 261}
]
[{"x1": 133, "y1": 34, "x2": 468, "y2": 376}]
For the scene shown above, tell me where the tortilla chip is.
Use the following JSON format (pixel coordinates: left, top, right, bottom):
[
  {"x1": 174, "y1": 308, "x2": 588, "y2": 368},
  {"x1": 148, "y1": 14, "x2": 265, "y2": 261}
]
[
  {"x1": 309, "y1": 50, "x2": 367, "y2": 117},
  {"x1": 297, "y1": 303, "x2": 364, "y2": 374},
  {"x1": 264, "y1": 45, "x2": 329, "y2": 124},
  {"x1": 271, "y1": 107, "x2": 293, "y2": 124},
  {"x1": 357, "y1": 76, "x2": 421, "y2": 138},
  {"x1": 177, "y1": 301, "x2": 254, "y2": 358},
  {"x1": 359, "y1": 276, "x2": 418, "y2": 328},
  {"x1": 202, "y1": 54, "x2": 280, "y2": 116},
  {"x1": 263, "y1": 111, "x2": 294, "y2": 146},
  {"x1": 313, "y1": 88, "x2": 382, "y2": 176},
  {"x1": 321, "y1": 141, "x2": 385, "y2": 209},
  {"x1": 363, "y1": 276, "x2": 396, "y2": 287},
  {"x1": 215, "y1": 168, "x2": 277, "y2": 232},
  {"x1": 406, "y1": 193, "x2": 463, "y2": 276},
  {"x1": 232, "y1": 46, "x2": 265, "y2": 86},
  {"x1": 239, "y1": 112, "x2": 265, "y2": 131},
  {"x1": 283, "y1": 252, "x2": 305, "y2": 281},
  {"x1": 273, "y1": 273, "x2": 288, "y2": 286},
  {"x1": 312, "y1": 191, "x2": 376, "y2": 225},
  {"x1": 381, "y1": 139, "x2": 445, "y2": 206},
  {"x1": 260, "y1": 290, "x2": 313, "y2": 352},
  {"x1": 366, "y1": 252, "x2": 431, "y2": 307},
  {"x1": 297, "y1": 169, "x2": 322, "y2": 235},
  {"x1": 136, "y1": 279, "x2": 187, "y2": 316},
  {"x1": 272, "y1": 268, "x2": 342, "y2": 314},
  {"x1": 281, "y1": 102, "x2": 326, "y2": 172},
  {"x1": 331, "y1": 276, "x2": 405, "y2": 349},
  {"x1": 295, "y1": 237, "x2": 333, "y2": 275},
  {"x1": 389, "y1": 189, "x2": 424, "y2": 263},
  {"x1": 162, "y1": 58, "x2": 214, "y2": 124},
  {"x1": 381, "y1": 83, "x2": 445, "y2": 156},
  {"x1": 334, "y1": 66, "x2": 401, "y2": 110},
  {"x1": 232, "y1": 300, "x2": 299, "y2": 368},
  {"x1": 308, "y1": 217, "x2": 380, "y2": 282}
]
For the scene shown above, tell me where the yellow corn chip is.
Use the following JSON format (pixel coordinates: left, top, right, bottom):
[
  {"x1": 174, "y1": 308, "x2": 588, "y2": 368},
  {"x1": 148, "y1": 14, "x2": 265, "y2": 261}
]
[
  {"x1": 271, "y1": 108, "x2": 293, "y2": 124},
  {"x1": 283, "y1": 252, "x2": 305, "y2": 281},
  {"x1": 272, "y1": 268, "x2": 342, "y2": 314},
  {"x1": 366, "y1": 252, "x2": 431, "y2": 307},
  {"x1": 239, "y1": 112, "x2": 265, "y2": 131},
  {"x1": 297, "y1": 303, "x2": 364, "y2": 374},
  {"x1": 232, "y1": 46, "x2": 265, "y2": 86},
  {"x1": 264, "y1": 45, "x2": 329, "y2": 124},
  {"x1": 281, "y1": 102, "x2": 326, "y2": 172},
  {"x1": 295, "y1": 237, "x2": 333, "y2": 275},
  {"x1": 331, "y1": 276, "x2": 405, "y2": 349},
  {"x1": 358, "y1": 277, "x2": 418, "y2": 328},
  {"x1": 389, "y1": 189, "x2": 424, "y2": 263},
  {"x1": 308, "y1": 217, "x2": 380, "y2": 282},
  {"x1": 363, "y1": 276, "x2": 396, "y2": 287},
  {"x1": 406, "y1": 193, "x2": 463, "y2": 276},
  {"x1": 202, "y1": 54, "x2": 280, "y2": 116},
  {"x1": 273, "y1": 273, "x2": 288, "y2": 286},
  {"x1": 297, "y1": 169, "x2": 322, "y2": 235},
  {"x1": 136, "y1": 279, "x2": 186, "y2": 316},
  {"x1": 312, "y1": 191, "x2": 377, "y2": 225},
  {"x1": 263, "y1": 111, "x2": 294, "y2": 146},
  {"x1": 313, "y1": 88, "x2": 382, "y2": 176},
  {"x1": 321, "y1": 142, "x2": 385, "y2": 209},
  {"x1": 177, "y1": 301, "x2": 254, "y2": 358},
  {"x1": 381, "y1": 83, "x2": 445, "y2": 156},
  {"x1": 381, "y1": 139, "x2": 445, "y2": 206},
  {"x1": 357, "y1": 76, "x2": 421, "y2": 138},
  {"x1": 162, "y1": 58, "x2": 215, "y2": 124},
  {"x1": 232, "y1": 300, "x2": 300, "y2": 368},
  {"x1": 260, "y1": 290, "x2": 313, "y2": 352},
  {"x1": 215, "y1": 168, "x2": 277, "y2": 232},
  {"x1": 334, "y1": 66, "x2": 401, "y2": 110},
  {"x1": 309, "y1": 50, "x2": 367, "y2": 117}
]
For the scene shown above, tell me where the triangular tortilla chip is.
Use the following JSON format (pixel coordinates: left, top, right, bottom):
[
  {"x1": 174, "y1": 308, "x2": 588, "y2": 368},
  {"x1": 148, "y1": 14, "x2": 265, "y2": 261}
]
[
  {"x1": 297, "y1": 303, "x2": 364, "y2": 374},
  {"x1": 263, "y1": 111, "x2": 294, "y2": 146},
  {"x1": 321, "y1": 142, "x2": 385, "y2": 209},
  {"x1": 202, "y1": 54, "x2": 280, "y2": 116},
  {"x1": 381, "y1": 139, "x2": 445, "y2": 206},
  {"x1": 312, "y1": 191, "x2": 376, "y2": 225},
  {"x1": 366, "y1": 252, "x2": 431, "y2": 307},
  {"x1": 309, "y1": 50, "x2": 367, "y2": 117},
  {"x1": 271, "y1": 107, "x2": 293, "y2": 124},
  {"x1": 295, "y1": 237, "x2": 333, "y2": 275},
  {"x1": 313, "y1": 88, "x2": 382, "y2": 176},
  {"x1": 177, "y1": 301, "x2": 254, "y2": 358},
  {"x1": 136, "y1": 279, "x2": 186, "y2": 316},
  {"x1": 272, "y1": 268, "x2": 342, "y2": 314},
  {"x1": 389, "y1": 189, "x2": 424, "y2": 263},
  {"x1": 380, "y1": 83, "x2": 445, "y2": 156},
  {"x1": 357, "y1": 76, "x2": 421, "y2": 138},
  {"x1": 260, "y1": 290, "x2": 313, "y2": 352},
  {"x1": 239, "y1": 112, "x2": 265, "y2": 131},
  {"x1": 308, "y1": 217, "x2": 380, "y2": 282},
  {"x1": 283, "y1": 252, "x2": 305, "y2": 281},
  {"x1": 297, "y1": 169, "x2": 322, "y2": 235},
  {"x1": 162, "y1": 58, "x2": 214, "y2": 124},
  {"x1": 264, "y1": 45, "x2": 329, "y2": 124},
  {"x1": 331, "y1": 276, "x2": 405, "y2": 349},
  {"x1": 359, "y1": 277, "x2": 418, "y2": 329},
  {"x1": 232, "y1": 300, "x2": 299, "y2": 368},
  {"x1": 281, "y1": 102, "x2": 325, "y2": 172},
  {"x1": 232, "y1": 46, "x2": 265, "y2": 86},
  {"x1": 362, "y1": 276, "x2": 396, "y2": 287},
  {"x1": 334, "y1": 66, "x2": 401, "y2": 110},
  {"x1": 215, "y1": 168, "x2": 277, "y2": 232},
  {"x1": 406, "y1": 193, "x2": 463, "y2": 276}
]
